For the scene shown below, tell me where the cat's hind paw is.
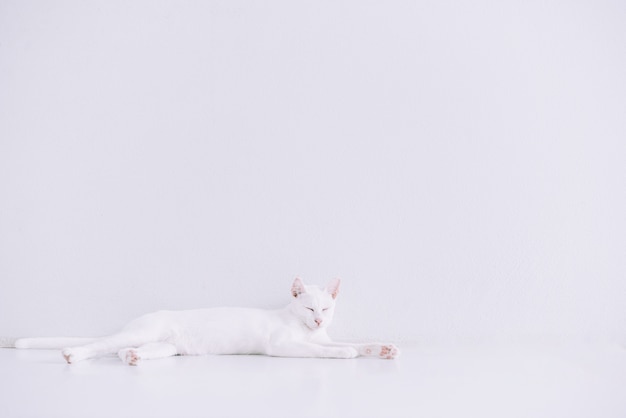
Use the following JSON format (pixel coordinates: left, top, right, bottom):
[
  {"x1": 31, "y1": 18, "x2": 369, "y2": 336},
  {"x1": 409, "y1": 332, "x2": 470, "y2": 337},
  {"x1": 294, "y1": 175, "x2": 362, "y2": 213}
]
[
  {"x1": 379, "y1": 344, "x2": 399, "y2": 360},
  {"x1": 118, "y1": 348, "x2": 141, "y2": 366},
  {"x1": 62, "y1": 347, "x2": 89, "y2": 364}
]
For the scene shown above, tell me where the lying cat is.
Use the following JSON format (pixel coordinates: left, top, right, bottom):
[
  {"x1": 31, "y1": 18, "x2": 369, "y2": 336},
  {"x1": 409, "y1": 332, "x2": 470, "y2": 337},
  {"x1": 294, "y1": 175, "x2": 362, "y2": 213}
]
[{"x1": 3, "y1": 278, "x2": 399, "y2": 365}]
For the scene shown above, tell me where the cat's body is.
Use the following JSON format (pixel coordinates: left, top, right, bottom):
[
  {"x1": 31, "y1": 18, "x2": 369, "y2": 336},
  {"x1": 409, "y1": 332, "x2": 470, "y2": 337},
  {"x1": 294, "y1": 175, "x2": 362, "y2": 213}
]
[{"x1": 4, "y1": 278, "x2": 399, "y2": 365}]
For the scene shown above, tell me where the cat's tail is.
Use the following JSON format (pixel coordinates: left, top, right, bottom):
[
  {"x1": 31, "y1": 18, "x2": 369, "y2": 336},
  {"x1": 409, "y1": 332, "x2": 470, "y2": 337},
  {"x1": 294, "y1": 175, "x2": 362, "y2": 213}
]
[
  {"x1": 0, "y1": 337, "x2": 18, "y2": 348},
  {"x1": 1, "y1": 337, "x2": 98, "y2": 349}
]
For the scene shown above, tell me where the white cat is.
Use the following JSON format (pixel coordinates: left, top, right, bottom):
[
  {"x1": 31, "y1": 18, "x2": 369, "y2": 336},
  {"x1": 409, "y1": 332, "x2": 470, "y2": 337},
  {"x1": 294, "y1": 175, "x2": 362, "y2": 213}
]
[{"x1": 3, "y1": 278, "x2": 399, "y2": 365}]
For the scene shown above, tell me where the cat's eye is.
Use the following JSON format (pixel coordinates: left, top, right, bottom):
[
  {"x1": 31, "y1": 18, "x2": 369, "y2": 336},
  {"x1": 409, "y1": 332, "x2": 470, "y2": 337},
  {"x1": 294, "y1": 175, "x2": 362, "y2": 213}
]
[
  {"x1": 322, "y1": 308, "x2": 329, "y2": 312},
  {"x1": 305, "y1": 307, "x2": 314, "y2": 311}
]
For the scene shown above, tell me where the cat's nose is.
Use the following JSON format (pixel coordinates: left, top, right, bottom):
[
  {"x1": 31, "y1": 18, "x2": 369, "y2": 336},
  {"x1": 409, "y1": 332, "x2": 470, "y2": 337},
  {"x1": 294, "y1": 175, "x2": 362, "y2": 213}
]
[{"x1": 314, "y1": 319, "x2": 322, "y2": 326}]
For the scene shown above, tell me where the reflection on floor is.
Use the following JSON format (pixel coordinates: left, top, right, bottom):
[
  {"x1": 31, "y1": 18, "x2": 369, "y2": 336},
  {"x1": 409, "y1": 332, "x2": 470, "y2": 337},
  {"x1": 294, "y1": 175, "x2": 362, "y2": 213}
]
[{"x1": 2, "y1": 343, "x2": 625, "y2": 418}]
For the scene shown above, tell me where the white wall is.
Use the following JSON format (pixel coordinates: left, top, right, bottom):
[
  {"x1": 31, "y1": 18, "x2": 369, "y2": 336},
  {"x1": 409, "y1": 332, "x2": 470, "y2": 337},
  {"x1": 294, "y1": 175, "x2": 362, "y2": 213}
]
[{"x1": 1, "y1": 0, "x2": 624, "y2": 344}]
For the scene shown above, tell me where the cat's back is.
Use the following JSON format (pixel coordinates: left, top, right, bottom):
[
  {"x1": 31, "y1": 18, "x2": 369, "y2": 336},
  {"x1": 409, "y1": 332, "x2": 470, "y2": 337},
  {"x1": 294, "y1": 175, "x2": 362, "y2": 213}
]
[
  {"x1": 174, "y1": 306, "x2": 281, "y2": 328},
  {"x1": 126, "y1": 307, "x2": 281, "y2": 330}
]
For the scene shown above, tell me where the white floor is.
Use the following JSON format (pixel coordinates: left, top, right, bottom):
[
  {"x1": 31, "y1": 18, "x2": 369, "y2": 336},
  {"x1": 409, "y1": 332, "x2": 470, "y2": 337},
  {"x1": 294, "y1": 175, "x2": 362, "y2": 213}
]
[{"x1": 2, "y1": 343, "x2": 626, "y2": 418}]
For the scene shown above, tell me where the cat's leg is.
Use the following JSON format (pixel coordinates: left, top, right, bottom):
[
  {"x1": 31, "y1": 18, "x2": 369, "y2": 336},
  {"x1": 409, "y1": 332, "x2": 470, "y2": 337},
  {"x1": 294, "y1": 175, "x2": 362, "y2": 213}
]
[
  {"x1": 118, "y1": 342, "x2": 178, "y2": 366},
  {"x1": 62, "y1": 333, "x2": 147, "y2": 364},
  {"x1": 323, "y1": 342, "x2": 400, "y2": 359},
  {"x1": 267, "y1": 341, "x2": 358, "y2": 359}
]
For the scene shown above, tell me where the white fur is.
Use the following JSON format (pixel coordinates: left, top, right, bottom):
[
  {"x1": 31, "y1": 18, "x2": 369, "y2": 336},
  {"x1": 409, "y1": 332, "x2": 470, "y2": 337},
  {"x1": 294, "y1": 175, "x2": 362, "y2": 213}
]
[{"x1": 8, "y1": 278, "x2": 399, "y2": 365}]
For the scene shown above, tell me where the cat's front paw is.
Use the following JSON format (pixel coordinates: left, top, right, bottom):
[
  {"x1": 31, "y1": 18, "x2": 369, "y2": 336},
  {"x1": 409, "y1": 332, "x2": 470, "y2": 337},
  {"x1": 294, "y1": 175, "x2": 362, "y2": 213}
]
[
  {"x1": 337, "y1": 347, "x2": 359, "y2": 359},
  {"x1": 379, "y1": 344, "x2": 399, "y2": 360},
  {"x1": 118, "y1": 348, "x2": 141, "y2": 366}
]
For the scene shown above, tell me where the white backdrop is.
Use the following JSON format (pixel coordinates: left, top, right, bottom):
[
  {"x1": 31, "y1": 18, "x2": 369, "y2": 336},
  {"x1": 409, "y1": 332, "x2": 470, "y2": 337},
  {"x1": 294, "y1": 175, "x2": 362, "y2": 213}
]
[{"x1": 1, "y1": 0, "x2": 624, "y2": 344}]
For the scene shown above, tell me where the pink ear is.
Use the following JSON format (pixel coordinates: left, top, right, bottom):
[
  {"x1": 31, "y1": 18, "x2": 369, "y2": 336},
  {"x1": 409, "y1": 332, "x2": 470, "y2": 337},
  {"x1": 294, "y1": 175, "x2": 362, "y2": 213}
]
[
  {"x1": 291, "y1": 277, "x2": 305, "y2": 298},
  {"x1": 326, "y1": 278, "x2": 341, "y2": 299}
]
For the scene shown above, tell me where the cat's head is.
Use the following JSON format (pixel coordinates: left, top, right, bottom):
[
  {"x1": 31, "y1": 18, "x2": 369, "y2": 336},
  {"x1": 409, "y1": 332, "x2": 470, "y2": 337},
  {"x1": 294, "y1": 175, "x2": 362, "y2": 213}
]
[{"x1": 290, "y1": 277, "x2": 340, "y2": 330}]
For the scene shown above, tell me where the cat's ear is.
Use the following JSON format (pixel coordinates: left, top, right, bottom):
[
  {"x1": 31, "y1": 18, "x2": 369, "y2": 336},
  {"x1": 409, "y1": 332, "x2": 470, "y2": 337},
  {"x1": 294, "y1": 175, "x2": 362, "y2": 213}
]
[
  {"x1": 291, "y1": 277, "x2": 305, "y2": 298},
  {"x1": 326, "y1": 278, "x2": 341, "y2": 299}
]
